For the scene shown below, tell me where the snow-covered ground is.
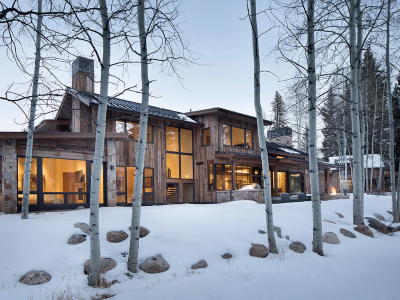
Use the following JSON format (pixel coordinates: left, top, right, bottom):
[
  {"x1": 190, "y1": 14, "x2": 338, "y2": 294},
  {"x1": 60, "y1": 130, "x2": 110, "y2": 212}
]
[{"x1": 0, "y1": 194, "x2": 399, "y2": 300}]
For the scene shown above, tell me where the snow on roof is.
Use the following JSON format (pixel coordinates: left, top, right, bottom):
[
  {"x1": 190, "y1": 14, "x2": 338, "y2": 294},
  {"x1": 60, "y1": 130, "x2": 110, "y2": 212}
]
[
  {"x1": 279, "y1": 148, "x2": 300, "y2": 155},
  {"x1": 328, "y1": 154, "x2": 384, "y2": 169}
]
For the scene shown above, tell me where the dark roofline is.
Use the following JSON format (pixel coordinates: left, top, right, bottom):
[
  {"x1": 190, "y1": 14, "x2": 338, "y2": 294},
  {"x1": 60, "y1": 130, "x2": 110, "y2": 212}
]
[
  {"x1": 65, "y1": 88, "x2": 204, "y2": 126},
  {"x1": 0, "y1": 132, "x2": 128, "y2": 140},
  {"x1": 185, "y1": 107, "x2": 273, "y2": 126}
]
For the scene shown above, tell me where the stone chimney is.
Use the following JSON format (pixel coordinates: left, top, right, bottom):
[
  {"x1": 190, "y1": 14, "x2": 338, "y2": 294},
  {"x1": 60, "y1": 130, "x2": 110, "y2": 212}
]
[
  {"x1": 72, "y1": 57, "x2": 94, "y2": 93},
  {"x1": 267, "y1": 127, "x2": 293, "y2": 147}
]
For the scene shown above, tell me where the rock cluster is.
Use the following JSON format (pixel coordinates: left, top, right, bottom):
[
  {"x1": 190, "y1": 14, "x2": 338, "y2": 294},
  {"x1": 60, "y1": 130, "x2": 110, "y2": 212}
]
[
  {"x1": 107, "y1": 231, "x2": 128, "y2": 243},
  {"x1": 191, "y1": 260, "x2": 208, "y2": 270},
  {"x1": 68, "y1": 234, "x2": 86, "y2": 245},
  {"x1": 20, "y1": 271, "x2": 51, "y2": 285},
  {"x1": 249, "y1": 244, "x2": 268, "y2": 258},
  {"x1": 339, "y1": 228, "x2": 356, "y2": 238},
  {"x1": 84, "y1": 258, "x2": 117, "y2": 275},
  {"x1": 323, "y1": 232, "x2": 340, "y2": 244},
  {"x1": 354, "y1": 225, "x2": 374, "y2": 238},
  {"x1": 364, "y1": 217, "x2": 388, "y2": 234},
  {"x1": 289, "y1": 242, "x2": 306, "y2": 253},
  {"x1": 139, "y1": 254, "x2": 170, "y2": 273}
]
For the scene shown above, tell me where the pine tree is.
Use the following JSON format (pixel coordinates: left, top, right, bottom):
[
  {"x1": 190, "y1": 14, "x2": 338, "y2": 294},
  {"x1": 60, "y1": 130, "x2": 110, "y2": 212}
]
[
  {"x1": 321, "y1": 87, "x2": 339, "y2": 160},
  {"x1": 301, "y1": 124, "x2": 309, "y2": 154},
  {"x1": 271, "y1": 91, "x2": 287, "y2": 129}
]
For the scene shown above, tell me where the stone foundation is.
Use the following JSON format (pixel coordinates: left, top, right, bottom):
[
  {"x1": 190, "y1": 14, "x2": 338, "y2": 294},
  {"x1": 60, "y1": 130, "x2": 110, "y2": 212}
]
[
  {"x1": 0, "y1": 140, "x2": 17, "y2": 213},
  {"x1": 216, "y1": 190, "x2": 265, "y2": 204},
  {"x1": 106, "y1": 139, "x2": 116, "y2": 207}
]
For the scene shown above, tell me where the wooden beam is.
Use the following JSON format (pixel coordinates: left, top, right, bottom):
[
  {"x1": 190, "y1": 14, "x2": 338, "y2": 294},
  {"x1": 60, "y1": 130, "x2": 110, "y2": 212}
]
[{"x1": 0, "y1": 132, "x2": 128, "y2": 140}]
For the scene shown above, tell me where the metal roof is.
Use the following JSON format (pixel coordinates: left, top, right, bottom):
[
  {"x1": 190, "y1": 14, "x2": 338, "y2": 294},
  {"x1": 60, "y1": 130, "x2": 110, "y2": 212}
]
[
  {"x1": 67, "y1": 88, "x2": 203, "y2": 125},
  {"x1": 265, "y1": 141, "x2": 309, "y2": 157}
]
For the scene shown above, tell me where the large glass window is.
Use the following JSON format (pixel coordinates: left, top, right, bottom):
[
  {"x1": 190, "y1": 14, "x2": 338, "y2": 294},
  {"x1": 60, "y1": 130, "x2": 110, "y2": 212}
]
[
  {"x1": 166, "y1": 126, "x2": 193, "y2": 180},
  {"x1": 166, "y1": 153, "x2": 180, "y2": 178},
  {"x1": 223, "y1": 125, "x2": 253, "y2": 149},
  {"x1": 277, "y1": 172, "x2": 287, "y2": 195},
  {"x1": 208, "y1": 164, "x2": 213, "y2": 190},
  {"x1": 208, "y1": 164, "x2": 232, "y2": 191},
  {"x1": 18, "y1": 157, "x2": 38, "y2": 192},
  {"x1": 116, "y1": 166, "x2": 153, "y2": 204},
  {"x1": 202, "y1": 128, "x2": 211, "y2": 146},
  {"x1": 167, "y1": 183, "x2": 179, "y2": 204},
  {"x1": 116, "y1": 120, "x2": 153, "y2": 142},
  {"x1": 232, "y1": 127, "x2": 245, "y2": 147},
  {"x1": 166, "y1": 126, "x2": 179, "y2": 152},
  {"x1": 289, "y1": 173, "x2": 302, "y2": 193}
]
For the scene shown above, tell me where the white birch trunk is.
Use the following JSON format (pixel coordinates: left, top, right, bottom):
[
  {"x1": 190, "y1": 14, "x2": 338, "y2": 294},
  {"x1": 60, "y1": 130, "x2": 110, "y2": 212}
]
[
  {"x1": 21, "y1": 0, "x2": 42, "y2": 219},
  {"x1": 385, "y1": 0, "x2": 399, "y2": 222},
  {"x1": 377, "y1": 87, "x2": 385, "y2": 195},
  {"x1": 343, "y1": 107, "x2": 348, "y2": 195},
  {"x1": 307, "y1": 0, "x2": 323, "y2": 256},
  {"x1": 249, "y1": 0, "x2": 278, "y2": 254},
  {"x1": 356, "y1": 3, "x2": 365, "y2": 209},
  {"x1": 349, "y1": 0, "x2": 364, "y2": 225},
  {"x1": 88, "y1": 0, "x2": 110, "y2": 287},
  {"x1": 127, "y1": 0, "x2": 150, "y2": 272},
  {"x1": 370, "y1": 80, "x2": 377, "y2": 193}
]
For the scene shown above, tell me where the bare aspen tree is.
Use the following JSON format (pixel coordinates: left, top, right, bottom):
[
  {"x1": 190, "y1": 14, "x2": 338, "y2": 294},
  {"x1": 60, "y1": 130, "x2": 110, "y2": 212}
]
[
  {"x1": 307, "y1": 0, "x2": 323, "y2": 255},
  {"x1": 20, "y1": 0, "x2": 42, "y2": 219},
  {"x1": 248, "y1": 0, "x2": 278, "y2": 254},
  {"x1": 349, "y1": 0, "x2": 364, "y2": 225},
  {"x1": 127, "y1": 0, "x2": 149, "y2": 273},
  {"x1": 87, "y1": 0, "x2": 111, "y2": 287},
  {"x1": 385, "y1": 0, "x2": 399, "y2": 222}
]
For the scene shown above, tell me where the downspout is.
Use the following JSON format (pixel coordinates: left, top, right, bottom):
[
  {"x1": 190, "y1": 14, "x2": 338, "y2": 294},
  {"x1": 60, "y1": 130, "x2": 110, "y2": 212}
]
[
  {"x1": 218, "y1": 112, "x2": 230, "y2": 152},
  {"x1": 230, "y1": 153, "x2": 239, "y2": 201}
]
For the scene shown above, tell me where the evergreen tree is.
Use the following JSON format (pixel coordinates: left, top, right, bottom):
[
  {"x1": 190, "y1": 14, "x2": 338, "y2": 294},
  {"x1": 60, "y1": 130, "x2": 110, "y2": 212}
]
[
  {"x1": 321, "y1": 86, "x2": 339, "y2": 160},
  {"x1": 301, "y1": 124, "x2": 309, "y2": 154},
  {"x1": 271, "y1": 91, "x2": 287, "y2": 129}
]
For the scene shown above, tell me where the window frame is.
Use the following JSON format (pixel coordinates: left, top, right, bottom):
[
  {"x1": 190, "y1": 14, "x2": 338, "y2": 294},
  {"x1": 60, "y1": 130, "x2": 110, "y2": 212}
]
[
  {"x1": 116, "y1": 120, "x2": 154, "y2": 143},
  {"x1": 165, "y1": 126, "x2": 194, "y2": 180},
  {"x1": 222, "y1": 124, "x2": 253, "y2": 149},
  {"x1": 201, "y1": 127, "x2": 211, "y2": 146},
  {"x1": 116, "y1": 165, "x2": 154, "y2": 204},
  {"x1": 17, "y1": 156, "x2": 107, "y2": 209}
]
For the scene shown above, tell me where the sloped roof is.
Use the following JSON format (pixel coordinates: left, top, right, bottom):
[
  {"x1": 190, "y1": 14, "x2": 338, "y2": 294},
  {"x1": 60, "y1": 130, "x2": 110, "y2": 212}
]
[
  {"x1": 265, "y1": 141, "x2": 309, "y2": 157},
  {"x1": 67, "y1": 88, "x2": 202, "y2": 125},
  {"x1": 328, "y1": 154, "x2": 385, "y2": 169}
]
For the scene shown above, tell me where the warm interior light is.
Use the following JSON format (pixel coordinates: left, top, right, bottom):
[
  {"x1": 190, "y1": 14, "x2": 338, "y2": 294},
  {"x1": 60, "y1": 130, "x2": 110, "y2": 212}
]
[
  {"x1": 277, "y1": 156, "x2": 285, "y2": 159},
  {"x1": 331, "y1": 187, "x2": 337, "y2": 195}
]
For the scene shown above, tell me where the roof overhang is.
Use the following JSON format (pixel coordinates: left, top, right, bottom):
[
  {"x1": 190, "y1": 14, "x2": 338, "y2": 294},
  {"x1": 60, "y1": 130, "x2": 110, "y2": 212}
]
[
  {"x1": 35, "y1": 119, "x2": 70, "y2": 132},
  {"x1": 185, "y1": 108, "x2": 273, "y2": 126},
  {"x1": 0, "y1": 132, "x2": 128, "y2": 140}
]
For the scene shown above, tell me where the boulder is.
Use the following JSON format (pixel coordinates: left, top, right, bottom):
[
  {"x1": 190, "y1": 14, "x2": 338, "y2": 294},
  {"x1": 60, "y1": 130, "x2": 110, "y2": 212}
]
[
  {"x1": 323, "y1": 232, "x2": 340, "y2": 244},
  {"x1": 365, "y1": 217, "x2": 388, "y2": 234},
  {"x1": 128, "y1": 226, "x2": 150, "y2": 238},
  {"x1": 191, "y1": 260, "x2": 208, "y2": 270},
  {"x1": 249, "y1": 244, "x2": 268, "y2": 258},
  {"x1": 274, "y1": 226, "x2": 282, "y2": 238},
  {"x1": 68, "y1": 234, "x2": 86, "y2": 245},
  {"x1": 20, "y1": 271, "x2": 51, "y2": 285},
  {"x1": 76, "y1": 206, "x2": 85, "y2": 210},
  {"x1": 387, "y1": 211, "x2": 393, "y2": 215},
  {"x1": 222, "y1": 253, "x2": 232, "y2": 259},
  {"x1": 324, "y1": 220, "x2": 336, "y2": 224},
  {"x1": 285, "y1": 235, "x2": 290, "y2": 240},
  {"x1": 74, "y1": 222, "x2": 90, "y2": 235},
  {"x1": 340, "y1": 228, "x2": 356, "y2": 238},
  {"x1": 354, "y1": 225, "x2": 374, "y2": 238},
  {"x1": 107, "y1": 231, "x2": 128, "y2": 243},
  {"x1": 84, "y1": 258, "x2": 117, "y2": 275},
  {"x1": 334, "y1": 212, "x2": 344, "y2": 218},
  {"x1": 289, "y1": 241, "x2": 306, "y2": 253},
  {"x1": 374, "y1": 214, "x2": 385, "y2": 222},
  {"x1": 258, "y1": 230, "x2": 266, "y2": 234},
  {"x1": 139, "y1": 254, "x2": 170, "y2": 273}
]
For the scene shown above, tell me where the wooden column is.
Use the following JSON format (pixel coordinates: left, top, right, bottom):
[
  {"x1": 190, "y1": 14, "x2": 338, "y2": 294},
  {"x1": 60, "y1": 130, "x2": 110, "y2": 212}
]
[
  {"x1": 273, "y1": 165, "x2": 278, "y2": 197},
  {"x1": 324, "y1": 169, "x2": 329, "y2": 194}
]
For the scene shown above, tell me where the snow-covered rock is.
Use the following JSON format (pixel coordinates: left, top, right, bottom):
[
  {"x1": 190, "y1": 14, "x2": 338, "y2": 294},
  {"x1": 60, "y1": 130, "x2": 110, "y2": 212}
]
[
  {"x1": 340, "y1": 228, "x2": 356, "y2": 238},
  {"x1": 67, "y1": 234, "x2": 86, "y2": 245},
  {"x1": 84, "y1": 258, "x2": 117, "y2": 275},
  {"x1": 354, "y1": 225, "x2": 374, "y2": 238},
  {"x1": 289, "y1": 242, "x2": 306, "y2": 253},
  {"x1": 191, "y1": 260, "x2": 208, "y2": 270},
  {"x1": 20, "y1": 271, "x2": 51, "y2": 285},
  {"x1": 249, "y1": 244, "x2": 268, "y2": 258},
  {"x1": 323, "y1": 232, "x2": 340, "y2": 244},
  {"x1": 107, "y1": 231, "x2": 128, "y2": 243},
  {"x1": 139, "y1": 254, "x2": 170, "y2": 274},
  {"x1": 74, "y1": 222, "x2": 90, "y2": 235},
  {"x1": 365, "y1": 217, "x2": 388, "y2": 234}
]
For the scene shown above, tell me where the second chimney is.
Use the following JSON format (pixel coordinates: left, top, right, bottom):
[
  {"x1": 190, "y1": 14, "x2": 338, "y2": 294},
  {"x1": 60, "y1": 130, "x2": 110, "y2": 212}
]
[
  {"x1": 267, "y1": 127, "x2": 293, "y2": 147},
  {"x1": 72, "y1": 56, "x2": 94, "y2": 93}
]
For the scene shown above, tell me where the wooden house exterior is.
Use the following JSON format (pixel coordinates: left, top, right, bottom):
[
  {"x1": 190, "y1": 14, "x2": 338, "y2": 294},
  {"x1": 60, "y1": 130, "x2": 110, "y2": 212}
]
[{"x1": 0, "y1": 57, "x2": 342, "y2": 213}]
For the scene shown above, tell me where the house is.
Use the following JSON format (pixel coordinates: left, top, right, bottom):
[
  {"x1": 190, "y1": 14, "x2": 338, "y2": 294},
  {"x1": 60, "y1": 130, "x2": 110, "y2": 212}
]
[
  {"x1": 328, "y1": 154, "x2": 399, "y2": 193},
  {"x1": 0, "y1": 57, "x2": 342, "y2": 213}
]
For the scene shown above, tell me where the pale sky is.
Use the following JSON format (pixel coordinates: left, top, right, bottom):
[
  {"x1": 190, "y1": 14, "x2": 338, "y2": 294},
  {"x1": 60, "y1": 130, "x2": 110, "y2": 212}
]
[{"x1": 0, "y1": 0, "x2": 294, "y2": 132}]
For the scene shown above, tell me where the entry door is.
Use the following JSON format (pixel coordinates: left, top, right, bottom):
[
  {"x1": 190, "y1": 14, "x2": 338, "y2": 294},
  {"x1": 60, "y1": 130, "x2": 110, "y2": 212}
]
[{"x1": 167, "y1": 183, "x2": 179, "y2": 204}]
